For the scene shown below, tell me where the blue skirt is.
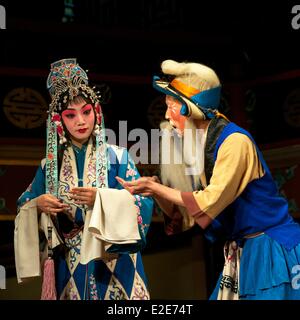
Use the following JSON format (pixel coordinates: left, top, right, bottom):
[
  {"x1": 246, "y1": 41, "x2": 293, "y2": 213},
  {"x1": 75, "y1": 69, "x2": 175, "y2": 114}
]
[{"x1": 210, "y1": 234, "x2": 300, "y2": 300}]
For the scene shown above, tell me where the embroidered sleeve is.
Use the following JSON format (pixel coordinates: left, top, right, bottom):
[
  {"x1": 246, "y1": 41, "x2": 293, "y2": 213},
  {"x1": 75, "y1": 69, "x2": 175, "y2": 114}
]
[{"x1": 183, "y1": 133, "x2": 264, "y2": 226}]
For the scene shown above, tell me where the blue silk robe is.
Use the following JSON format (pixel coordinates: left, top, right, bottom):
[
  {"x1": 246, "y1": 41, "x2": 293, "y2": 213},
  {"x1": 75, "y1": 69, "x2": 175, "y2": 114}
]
[{"x1": 17, "y1": 143, "x2": 153, "y2": 300}]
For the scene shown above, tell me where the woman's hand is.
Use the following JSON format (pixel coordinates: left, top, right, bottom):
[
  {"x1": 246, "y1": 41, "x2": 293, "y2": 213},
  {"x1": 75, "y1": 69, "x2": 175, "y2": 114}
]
[
  {"x1": 115, "y1": 176, "x2": 160, "y2": 197},
  {"x1": 69, "y1": 187, "x2": 97, "y2": 208},
  {"x1": 36, "y1": 194, "x2": 70, "y2": 216}
]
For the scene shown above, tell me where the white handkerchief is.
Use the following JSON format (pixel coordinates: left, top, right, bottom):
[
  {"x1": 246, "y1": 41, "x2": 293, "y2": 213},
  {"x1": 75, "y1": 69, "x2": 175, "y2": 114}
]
[{"x1": 89, "y1": 188, "x2": 141, "y2": 244}]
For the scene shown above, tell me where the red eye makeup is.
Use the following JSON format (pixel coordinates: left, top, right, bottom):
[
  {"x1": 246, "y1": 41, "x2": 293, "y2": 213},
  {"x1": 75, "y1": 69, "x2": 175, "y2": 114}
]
[
  {"x1": 62, "y1": 110, "x2": 76, "y2": 117},
  {"x1": 81, "y1": 104, "x2": 93, "y2": 113}
]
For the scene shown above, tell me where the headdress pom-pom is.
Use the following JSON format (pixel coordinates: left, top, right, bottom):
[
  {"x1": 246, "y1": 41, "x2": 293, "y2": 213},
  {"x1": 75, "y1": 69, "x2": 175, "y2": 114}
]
[
  {"x1": 59, "y1": 136, "x2": 67, "y2": 145},
  {"x1": 93, "y1": 124, "x2": 101, "y2": 136}
]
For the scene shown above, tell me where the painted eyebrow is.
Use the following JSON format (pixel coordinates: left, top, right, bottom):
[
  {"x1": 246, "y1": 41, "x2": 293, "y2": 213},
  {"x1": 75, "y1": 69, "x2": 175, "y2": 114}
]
[
  {"x1": 66, "y1": 103, "x2": 92, "y2": 111},
  {"x1": 82, "y1": 104, "x2": 93, "y2": 110}
]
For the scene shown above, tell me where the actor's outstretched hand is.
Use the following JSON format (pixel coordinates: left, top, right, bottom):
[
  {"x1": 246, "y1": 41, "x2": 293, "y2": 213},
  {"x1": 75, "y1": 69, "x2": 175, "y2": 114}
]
[{"x1": 115, "y1": 176, "x2": 159, "y2": 197}]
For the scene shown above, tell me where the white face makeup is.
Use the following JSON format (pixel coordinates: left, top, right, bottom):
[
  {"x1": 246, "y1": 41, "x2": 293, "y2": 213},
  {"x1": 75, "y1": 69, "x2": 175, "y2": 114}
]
[{"x1": 165, "y1": 95, "x2": 187, "y2": 136}]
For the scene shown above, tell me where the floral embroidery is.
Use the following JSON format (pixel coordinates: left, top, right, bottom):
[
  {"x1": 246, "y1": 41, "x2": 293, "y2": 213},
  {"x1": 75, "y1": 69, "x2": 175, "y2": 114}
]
[
  {"x1": 62, "y1": 279, "x2": 80, "y2": 300},
  {"x1": 108, "y1": 278, "x2": 127, "y2": 300},
  {"x1": 87, "y1": 162, "x2": 96, "y2": 186},
  {"x1": 61, "y1": 153, "x2": 75, "y2": 187},
  {"x1": 89, "y1": 274, "x2": 99, "y2": 300},
  {"x1": 135, "y1": 196, "x2": 143, "y2": 220},
  {"x1": 65, "y1": 232, "x2": 81, "y2": 272},
  {"x1": 134, "y1": 195, "x2": 149, "y2": 237},
  {"x1": 62, "y1": 163, "x2": 72, "y2": 180},
  {"x1": 126, "y1": 152, "x2": 150, "y2": 238},
  {"x1": 126, "y1": 156, "x2": 138, "y2": 179},
  {"x1": 47, "y1": 153, "x2": 54, "y2": 160},
  {"x1": 138, "y1": 222, "x2": 149, "y2": 237},
  {"x1": 135, "y1": 194, "x2": 142, "y2": 207},
  {"x1": 68, "y1": 250, "x2": 78, "y2": 272},
  {"x1": 65, "y1": 232, "x2": 81, "y2": 250},
  {"x1": 126, "y1": 168, "x2": 136, "y2": 179},
  {"x1": 137, "y1": 215, "x2": 143, "y2": 225},
  {"x1": 131, "y1": 278, "x2": 150, "y2": 300}
]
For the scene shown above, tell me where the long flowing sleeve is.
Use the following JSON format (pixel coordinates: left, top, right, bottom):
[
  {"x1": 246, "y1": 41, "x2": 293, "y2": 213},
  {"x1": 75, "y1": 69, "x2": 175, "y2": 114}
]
[
  {"x1": 14, "y1": 160, "x2": 62, "y2": 282},
  {"x1": 106, "y1": 148, "x2": 154, "y2": 254}
]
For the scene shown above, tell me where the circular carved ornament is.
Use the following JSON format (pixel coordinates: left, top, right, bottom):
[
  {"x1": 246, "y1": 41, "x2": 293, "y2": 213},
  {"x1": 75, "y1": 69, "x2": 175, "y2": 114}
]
[{"x1": 3, "y1": 87, "x2": 48, "y2": 129}]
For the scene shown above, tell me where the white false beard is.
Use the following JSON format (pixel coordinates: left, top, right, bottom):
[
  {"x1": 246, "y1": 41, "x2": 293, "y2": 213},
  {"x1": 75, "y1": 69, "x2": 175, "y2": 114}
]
[
  {"x1": 159, "y1": 119, "x2": 207, "y2": 231},
  {"x1": 160, "y1": 118, "x2": 205, "y2": 192}
]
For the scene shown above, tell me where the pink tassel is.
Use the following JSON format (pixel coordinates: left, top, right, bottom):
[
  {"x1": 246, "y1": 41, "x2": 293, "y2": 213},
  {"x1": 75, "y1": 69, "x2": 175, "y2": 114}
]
[{"x1": 41, "y1": 258, "x2": 57, "y2": 300}]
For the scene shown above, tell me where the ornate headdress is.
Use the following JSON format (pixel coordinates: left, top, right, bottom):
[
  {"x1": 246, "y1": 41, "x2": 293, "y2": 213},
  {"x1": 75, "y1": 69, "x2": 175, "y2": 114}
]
[
  {"x1": 47, "y1": 58, "x2": 102, "y2": 144},
  {"x1": 45, "y1": 58, "x2": 108, "y2": 197}
]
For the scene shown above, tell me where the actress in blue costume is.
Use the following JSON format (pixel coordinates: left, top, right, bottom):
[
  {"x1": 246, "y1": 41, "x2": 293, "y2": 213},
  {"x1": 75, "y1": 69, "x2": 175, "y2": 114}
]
[
  {"x1": 118, "y1": 59, "x2": 300, "y2": 299},
  {"x1": 14, "y1": 58, "x2": 153, "y2": 300}
]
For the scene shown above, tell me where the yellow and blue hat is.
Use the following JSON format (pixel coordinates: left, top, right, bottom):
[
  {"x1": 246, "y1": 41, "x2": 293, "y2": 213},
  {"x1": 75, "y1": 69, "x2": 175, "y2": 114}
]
[{"x1": 153, "y1": 60, "x2": 223, "y2": 120}]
